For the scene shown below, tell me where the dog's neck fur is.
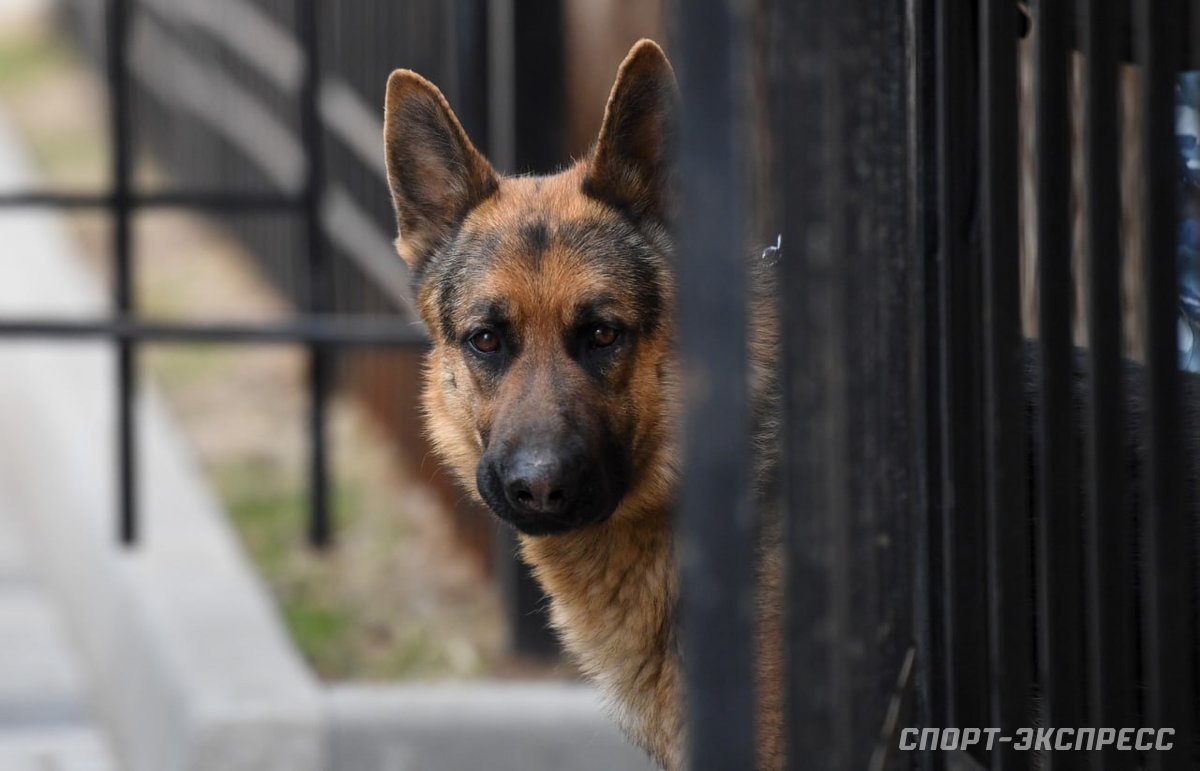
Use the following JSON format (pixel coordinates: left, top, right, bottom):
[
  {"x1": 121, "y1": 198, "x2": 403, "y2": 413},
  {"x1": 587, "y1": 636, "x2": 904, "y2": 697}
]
[
  {"x1": 519, "y1": 504, "x2": 683, "y2": 769},
  {"x1": 521, "y1": 500, "x2": 783, "y2": 771}
]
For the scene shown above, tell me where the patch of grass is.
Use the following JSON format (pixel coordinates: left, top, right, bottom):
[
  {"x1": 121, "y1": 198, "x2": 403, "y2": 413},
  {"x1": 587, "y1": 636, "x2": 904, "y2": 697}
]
[
  {"x1": 144, "y1": 345, "x2": 237, "y2": 390},
  {"x1": 0, "y1": 19, "x2": 107, "y2": 191},
  {"x1": 0, "y1": 27, "x2": 71, "y2": 90},
  {"x1": 219, "y1": 461, "x2": 305, "y2": 575},
  {"x1": 216, "y1": 460, "x2": 407, "y2": 678},
  {"x1": 282, "y1": 603, "x2": 353, "y2": 678},
  {"x1": 217, "y1": 461, "x2": 365, "y2": 573},
  {"x1": 32, "y1": 129, "x2": 105, "y2": 181},
  {"x1": 386, "y1": 627, "x2": 457, "y2": 678}
]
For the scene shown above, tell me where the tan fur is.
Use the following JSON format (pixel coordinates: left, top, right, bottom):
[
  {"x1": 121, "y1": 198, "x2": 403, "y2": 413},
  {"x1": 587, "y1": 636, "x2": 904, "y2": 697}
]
[{"x1": 384, "y1": 40, "x2": 784, "y2": 770}]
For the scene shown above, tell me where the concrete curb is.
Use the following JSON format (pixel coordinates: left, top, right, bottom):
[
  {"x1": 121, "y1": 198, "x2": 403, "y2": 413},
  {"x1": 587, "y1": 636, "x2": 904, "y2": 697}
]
[{"x1": 329, "y1": 683, "x2": 656, "y2": 771}]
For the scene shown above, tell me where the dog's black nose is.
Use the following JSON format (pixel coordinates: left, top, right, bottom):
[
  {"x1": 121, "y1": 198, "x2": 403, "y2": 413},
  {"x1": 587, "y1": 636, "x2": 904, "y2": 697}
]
[{"x1": 503, "y1": 450, "x2": 577, "y2": 516}]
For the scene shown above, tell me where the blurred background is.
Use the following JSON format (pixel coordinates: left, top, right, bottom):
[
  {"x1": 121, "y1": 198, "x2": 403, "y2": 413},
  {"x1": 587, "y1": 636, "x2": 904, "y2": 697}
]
[{"x1": 0, "y1": 0, "x2": 668, "y2": 769}]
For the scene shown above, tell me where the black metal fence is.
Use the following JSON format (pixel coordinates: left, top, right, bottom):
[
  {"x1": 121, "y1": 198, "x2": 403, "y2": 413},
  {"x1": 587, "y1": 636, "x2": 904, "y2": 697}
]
[
  {"x1": 4, "y1": 0, "x2": 1200, "y2": 768},
  {"x1": 680, "y1": 0, "x2": 1199, "y2": 769},
  {"x1": 0, "y1": 0, "x2": 428, "y2": 548},
  {"x1": 0, "y1": 0, "x2": 567, "y2": 655}
]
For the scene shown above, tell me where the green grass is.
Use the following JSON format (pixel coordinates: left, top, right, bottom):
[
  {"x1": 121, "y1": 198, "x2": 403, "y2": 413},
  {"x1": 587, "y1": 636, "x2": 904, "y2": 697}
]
[
  {"x1": 219, "y1": 461, "x2": 472, "y2": 679},
  {"x1": 145, "y1": 346, "x2": 237, "y2": 390},
  {"x1": 34, "y1": 130, "x2": 106, "y2": 183},
  {"x1": 215, "y1": 460, "x2": 389, "y2": 677},
  {"x1": 218, "y1": 461, "x2": 364, "y2": 574},
  {"x1": 0, "y1": 27, "x2": 71, "y2": 89},
  {"x1": 219, "y1": 461, "x2": 306, "y2": 574},
  {"x1": 282, "y1": 603, "x2": 353, "y2": 676},
  {"x1": 0, "y1": 21, "x2": 107, "y2": 189}
]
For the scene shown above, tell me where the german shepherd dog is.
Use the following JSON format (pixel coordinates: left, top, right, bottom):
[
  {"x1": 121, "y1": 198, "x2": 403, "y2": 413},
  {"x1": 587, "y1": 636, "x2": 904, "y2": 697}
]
[{"x1": 383, "y1": 40, "x2": 782, "y2": 769}]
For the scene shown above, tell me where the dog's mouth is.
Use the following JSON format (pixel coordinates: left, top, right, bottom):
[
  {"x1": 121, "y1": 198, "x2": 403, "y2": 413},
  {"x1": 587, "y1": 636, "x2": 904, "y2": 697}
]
[{"x1": 474, "y1": 457, "x2": 628, "y2": 537}]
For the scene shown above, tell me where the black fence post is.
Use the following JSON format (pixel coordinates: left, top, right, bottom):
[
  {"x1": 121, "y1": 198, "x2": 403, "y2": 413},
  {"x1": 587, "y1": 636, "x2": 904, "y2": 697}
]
[
  {"x1": 772, "y1": 1, "x2": 844, "y2": 764},
  {"x1": 485, "y1": 0, "x2": 565, "y2": 659},
  {"x1": 297, "y1": 0, "x2": 333, "y2": 548},
  {"x1": 1032, "y1": 3, "x2": 1087, "y2": 760},
  {"x1": 910, "y1": 0, "x2": 944, "y2": 755},
  {"x1": 1079, "y1": 1, "x2": 1137, "y2": 767},
  {"x1": 772, "y1": 1, "x2": 919, "y2": 768},
  {"x1": 106, "y1": 0, "x2": 137, "y2": 546},
  {"x1": 1137, "y1": 1, "x2": 1196, "y2": 767},
  {"x1": 677, "y1": 1, "x2": 757, "y2": 768},
  {"x1": 933, "y1": 0, "x2": 990, "y2": 740},
  {"x1": 979, "y1": 1, "x2": 1033, "y2": 767}
]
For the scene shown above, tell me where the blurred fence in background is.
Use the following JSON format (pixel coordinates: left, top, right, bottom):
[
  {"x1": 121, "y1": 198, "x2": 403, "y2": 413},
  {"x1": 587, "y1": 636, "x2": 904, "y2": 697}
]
[{"x1": 47, "y1": 0, "x2": 661, "y2": 658}]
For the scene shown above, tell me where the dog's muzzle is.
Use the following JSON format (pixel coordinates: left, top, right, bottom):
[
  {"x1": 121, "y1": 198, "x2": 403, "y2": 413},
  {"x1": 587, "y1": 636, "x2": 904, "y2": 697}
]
[{"x1": 476, "y1": 435, "x2": 626, "y2": 536}]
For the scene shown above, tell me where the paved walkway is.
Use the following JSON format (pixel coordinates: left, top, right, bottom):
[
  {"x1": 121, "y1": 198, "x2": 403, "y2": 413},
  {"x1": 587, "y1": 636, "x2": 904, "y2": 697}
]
[
  {"x1": 0, "y1": 501, "x2": 117, "y2": 771},
  {"x1": 0, "y1": 1, "x2": 119, "y2": 755}
]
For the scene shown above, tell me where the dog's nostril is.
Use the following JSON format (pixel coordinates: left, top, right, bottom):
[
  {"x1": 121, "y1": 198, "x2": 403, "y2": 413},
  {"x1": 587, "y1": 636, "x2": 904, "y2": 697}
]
[
  {"x1": 548, "y1": 490, "x2": 563, "y2": 503},
  {"x1": 515, "y1": 489, "x2": 533, "y2": 503}
]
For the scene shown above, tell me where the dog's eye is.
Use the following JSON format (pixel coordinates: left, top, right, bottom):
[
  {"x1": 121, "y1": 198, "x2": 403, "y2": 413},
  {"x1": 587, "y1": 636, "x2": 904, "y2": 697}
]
[
  {"x1": 590, "y1": 325, "x2": 619, "y2": 348},
  {"x1": 469, "y1": 330, "x2": 501, "y2": 354}
]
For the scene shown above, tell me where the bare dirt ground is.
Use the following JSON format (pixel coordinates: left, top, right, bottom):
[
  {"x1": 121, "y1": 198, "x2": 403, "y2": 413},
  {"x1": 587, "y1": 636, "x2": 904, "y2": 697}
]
[{"x1": 0, "y1": 8, "x2": 569, "y2": 681}]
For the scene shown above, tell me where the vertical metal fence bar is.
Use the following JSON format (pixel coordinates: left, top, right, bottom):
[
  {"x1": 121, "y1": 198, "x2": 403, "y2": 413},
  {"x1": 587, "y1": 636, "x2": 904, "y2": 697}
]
[
  {"x1": 486, "y1": 0, "x2": 515, "y2": 175},
  {"x1": 1080, "y1": 2, "x2": 1136, "y2": 768},
  {"x1": 1136, "y1": 0, "x2": 1195, "y2": 766},
  {"x1": 773, "y1": 1, "x2": 843, "y2": 765},
  {"x1": 297, "y1": 0, "x2": 331, "y2": 547},
  {"x1": 934, "y1": 0, "x2": 989, "y2": 735},
  {"x1": 862, "y1": 0, "x2": 920, "y2": 762},
  {"x1": 449, "y1": 0, "x2": 489, "y2": 154},
  {"x1": 513, "y1": 1, "x2": 564, "y2": 173},
  {"x1": 910, "y1": 0, "x2": 944, "y2": 760},
  {"x1": 677, "y1": 1, "x2": 757, "y2": 768},
  {"x1": 911, "y1": 6, "x2": 941, "y2": 752},
  {"x1": 777, "y1": 3, "x2": 916, "y2": 767},
  {"x1": 498, "y1": 0, "x2": 565, "y2": 658},
  {"x1": 978, "y1": 1, "x2": 1032, "y2": 767},
  {"x1": 107, "y1": 0, "x2": 136, "y2": 545},
  {"x1": 1033, "y1": 0, "x2": 1086, "y2": 761}
]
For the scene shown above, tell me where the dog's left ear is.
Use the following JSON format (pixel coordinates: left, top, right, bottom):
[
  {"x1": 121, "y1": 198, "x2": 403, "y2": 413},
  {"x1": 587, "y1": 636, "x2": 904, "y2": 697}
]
[{"x1": 584, "y1": 39, "x2": 679, "y2": 223}]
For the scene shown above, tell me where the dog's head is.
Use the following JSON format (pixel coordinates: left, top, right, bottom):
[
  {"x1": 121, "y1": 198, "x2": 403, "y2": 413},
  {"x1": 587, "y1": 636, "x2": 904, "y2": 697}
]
[{"x1": 383, "y1": 40, "x2": 679, "y2": 537}]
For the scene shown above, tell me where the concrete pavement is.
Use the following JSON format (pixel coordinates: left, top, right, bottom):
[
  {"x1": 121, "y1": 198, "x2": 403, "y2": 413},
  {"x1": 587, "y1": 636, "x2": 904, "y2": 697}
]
[{"x1": 0, "y1": 499, "x2": 117, "y2": 771}]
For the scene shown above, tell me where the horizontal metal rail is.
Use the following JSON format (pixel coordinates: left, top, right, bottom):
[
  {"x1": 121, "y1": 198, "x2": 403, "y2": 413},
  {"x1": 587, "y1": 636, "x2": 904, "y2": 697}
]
[
  {"x1": 0, "y1": 190, "x2": 302, "y2": 210},
  {"x1": 0, "y1": 318, "x2": 428, "y2": 346}
]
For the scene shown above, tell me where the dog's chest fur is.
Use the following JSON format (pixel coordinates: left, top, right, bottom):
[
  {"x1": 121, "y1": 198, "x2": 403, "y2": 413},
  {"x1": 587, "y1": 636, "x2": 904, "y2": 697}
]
[{"x1": 522, "y1": 517, "x2": 683, "y2": 766}]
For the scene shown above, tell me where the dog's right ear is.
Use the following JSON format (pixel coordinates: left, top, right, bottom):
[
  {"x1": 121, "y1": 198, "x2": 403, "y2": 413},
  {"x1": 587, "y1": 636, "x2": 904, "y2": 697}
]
[{"x1": 384, "y1": 70, "x2": 498, "y2": 270}]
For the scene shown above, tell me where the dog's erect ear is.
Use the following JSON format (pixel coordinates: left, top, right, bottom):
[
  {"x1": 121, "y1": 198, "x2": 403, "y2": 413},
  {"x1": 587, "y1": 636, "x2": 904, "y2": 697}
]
[
  {"x1": 584, "y1": 39, "x2": 678, "y2": 223},
  {"x1": 384, "y1": 70, "x2": 498, "y2": 269}
]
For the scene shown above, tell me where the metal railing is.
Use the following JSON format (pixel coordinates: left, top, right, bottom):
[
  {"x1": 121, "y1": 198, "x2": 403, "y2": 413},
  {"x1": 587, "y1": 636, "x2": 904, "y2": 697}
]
[
  {"x1": 678, "y1": 0, "x2": 1198, "y2": 769},
  {"x1": 0, "y1": 0, "x2": 426, "y2": 549}
]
